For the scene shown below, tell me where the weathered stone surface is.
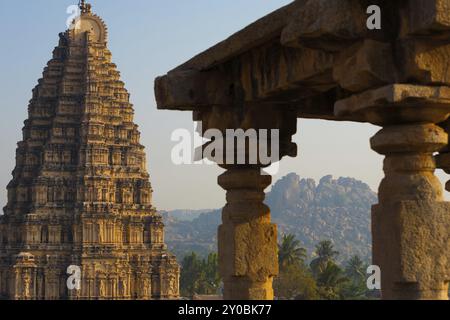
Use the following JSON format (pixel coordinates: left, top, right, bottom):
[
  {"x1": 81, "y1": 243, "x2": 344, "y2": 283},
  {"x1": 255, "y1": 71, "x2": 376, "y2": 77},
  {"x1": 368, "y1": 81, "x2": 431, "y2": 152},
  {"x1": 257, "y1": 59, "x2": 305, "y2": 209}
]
[
  {"x1": 337, "y1": 77, "x2": 450, "y2": 300},
  {"x1": 196, "y1": 104, "x2": 298, "y2": 162},
  {"x1": 372, "y1": 201, "x2": 450, "y2": 300},
  {"x1": 370, "y1": 120, "x2": 449, "y2": 300},
  {"x1": 371, "y1": 124, "x2": 447, "y2": 155},
  {"x1": 281, "y1": 0, "x2": 367, "y2": 51},
  {"x1": 218, "y1": 167, "x2": 277, "y2": 300},
  {"x1": 155, "y1": 70, "x2": 233, "y2": 110},
  {"x1": 402, "y1": 0, "x2": 450, "y2": 36},
  {"x1": 371, "y1": 124, "x2": 450, "y2": 300},
  {"x1": 400, "y1": 40, "x2": 450, "y2": 85},
  {"x1": 335, "y1": 84, "x2": 450, "y2": 124},
  {"x1": 0, "y1": 3, "x2": 179, "y2": 300},
  {"x1": 239, "y1": 45, "x2": 335, "y2": 100},
  {"x1": 333, "y1": 40, "x2": 396, "y2": 92},
  {"x1": 372, "y1": 124, "x2": 447, "y2": 203},
  {"x1": 156, "y1": 45, "x2": 335, "y2": 111}
]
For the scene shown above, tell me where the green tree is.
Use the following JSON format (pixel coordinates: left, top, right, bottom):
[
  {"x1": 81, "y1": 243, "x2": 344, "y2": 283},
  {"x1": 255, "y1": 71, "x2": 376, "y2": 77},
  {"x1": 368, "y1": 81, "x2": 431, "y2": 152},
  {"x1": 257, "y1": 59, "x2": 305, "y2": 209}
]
[
  {"x1": 180, "y1": 252, "x2": 222, "y2": 298},
  {"x1": 274, "y1": 263, "x2": 319, "y2": 300},
  {"x1": 278, "y1": 234, "x2": 307, "y2": 271},
  {"x1": 345, "y1": 255, "x2": 365, "y2": 281},
  {"x1": 309, "y1": 241, "x2": 352, "y2": 300},
  {"x1": 197, "y1": 252, "x2": 221, "y2": 295},
  {"x1": 310, "y1": 240, "x2": 339, "y2": 277},
  {"x1": 180, "y1": 252, "x2": 202, "y2": 297},
  {"x1": 275, "y1": 234, "x2": 318, "y2": 300},
  {"x1": 341, "y1": 255, "x2": 369, "y2": 300},
  {"x1": 316, "y1": 261, "x2": 349, "y2": 300}
]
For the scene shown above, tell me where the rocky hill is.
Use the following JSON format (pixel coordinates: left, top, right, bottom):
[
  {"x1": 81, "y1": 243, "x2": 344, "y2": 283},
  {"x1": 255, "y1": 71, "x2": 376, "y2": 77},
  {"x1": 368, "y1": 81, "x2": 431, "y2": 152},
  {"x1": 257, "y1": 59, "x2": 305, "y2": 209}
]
[{"x1": 163, "y1": 173, "x2": 377, "y2": 262}]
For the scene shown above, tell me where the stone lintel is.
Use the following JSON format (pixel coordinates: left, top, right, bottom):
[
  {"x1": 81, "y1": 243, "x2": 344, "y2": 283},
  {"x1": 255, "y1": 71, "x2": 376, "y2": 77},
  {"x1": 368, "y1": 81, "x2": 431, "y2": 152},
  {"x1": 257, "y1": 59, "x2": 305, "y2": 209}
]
[
  {"x1": 281, "y1": 0, "x2": 367, "y2": 51},
  {"x1": 155, "y1": 0, "x2": 395, "y2": 119},
  {"x1": 333, "y1": 40, "x2": 396, "y2": 93},
  {"x1": 155, "y1": 1, "x2": 450, "y2": 122},
  {"x1": 154, "y1": 70, "x2": 233, "y2": 111},
  {"x1": 335, "y1": 84, "x2": 450, "y2": 124},
  {"x1": 402, "y1": 0, "x2": 450, "y2": 37},
  {"x1": 156, "y1": 43, "x2": 335, "y2": 101},
  {"x1": 155, "y1": 44, "x2": 338, "y2": 120}
]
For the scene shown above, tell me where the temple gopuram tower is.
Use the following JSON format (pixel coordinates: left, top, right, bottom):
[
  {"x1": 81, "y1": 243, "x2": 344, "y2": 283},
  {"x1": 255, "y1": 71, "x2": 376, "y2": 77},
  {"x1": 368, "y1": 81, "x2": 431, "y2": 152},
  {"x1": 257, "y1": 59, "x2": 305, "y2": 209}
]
[{"x1": 0, "y1": 1, "x2": 179, "y2": 300}]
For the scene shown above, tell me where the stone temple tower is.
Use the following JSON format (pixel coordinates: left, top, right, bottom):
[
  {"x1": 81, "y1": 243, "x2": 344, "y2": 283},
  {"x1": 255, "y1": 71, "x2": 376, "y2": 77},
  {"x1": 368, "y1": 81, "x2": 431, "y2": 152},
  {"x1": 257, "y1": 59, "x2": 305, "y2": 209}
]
[{"x1": 0, "y1": 2, "x2": 179, "y2": 300}]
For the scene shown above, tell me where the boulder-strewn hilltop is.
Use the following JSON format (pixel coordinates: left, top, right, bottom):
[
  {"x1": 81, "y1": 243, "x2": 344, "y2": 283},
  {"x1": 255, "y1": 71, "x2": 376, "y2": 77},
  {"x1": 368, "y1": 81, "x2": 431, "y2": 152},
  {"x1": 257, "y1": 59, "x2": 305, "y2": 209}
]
[
  {"x1": 267, "y1": 173, "x2": 376, "y2": 261},
  {"x1": 163, "y1": 174, "x2": 377, "y2": 262}
]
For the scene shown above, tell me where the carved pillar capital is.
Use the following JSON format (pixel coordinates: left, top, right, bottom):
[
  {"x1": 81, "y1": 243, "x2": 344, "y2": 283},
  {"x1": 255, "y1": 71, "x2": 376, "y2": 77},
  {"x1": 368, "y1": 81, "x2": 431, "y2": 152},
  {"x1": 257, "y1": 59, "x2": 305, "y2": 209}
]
[
  {"x1": 371, "y1": 123, "x2": 447, "y2": 203},
  {"x1": 195, "y1": 103, "x2": 298, "y2": 165}
]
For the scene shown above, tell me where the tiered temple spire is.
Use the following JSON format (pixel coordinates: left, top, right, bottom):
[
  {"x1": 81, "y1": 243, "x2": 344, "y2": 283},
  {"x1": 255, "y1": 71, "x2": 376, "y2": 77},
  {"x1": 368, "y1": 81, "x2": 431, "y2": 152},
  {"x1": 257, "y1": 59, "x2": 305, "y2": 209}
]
[{"x1": 0, "y1": 4, "x2": 179, "y2": 300}]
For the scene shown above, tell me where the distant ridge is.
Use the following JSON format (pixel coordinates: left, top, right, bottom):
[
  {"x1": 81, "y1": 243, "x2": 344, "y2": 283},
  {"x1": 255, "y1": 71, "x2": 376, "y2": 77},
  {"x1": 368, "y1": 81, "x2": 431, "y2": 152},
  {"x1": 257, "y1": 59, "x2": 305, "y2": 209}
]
[{"x1": 163, "y1": 174, "x2": 377, "y2": 262}]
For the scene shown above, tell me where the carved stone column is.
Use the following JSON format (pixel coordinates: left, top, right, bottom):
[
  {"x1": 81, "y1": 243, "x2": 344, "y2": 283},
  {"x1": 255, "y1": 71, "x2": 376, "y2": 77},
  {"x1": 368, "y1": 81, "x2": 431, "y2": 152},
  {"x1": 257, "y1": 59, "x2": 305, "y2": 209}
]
[
  {"x1": 196, "y1": 104, "x2": 297, "y2": 300},
  {"x1": 371, "y1": 123, "x2": 449, "y2": 299},
  {"x1": 218, "y1": 166, "x2": 276, "y2": 300},
  {"x1": 336, "y1": 84, "x2": 450, "y2": 300}
]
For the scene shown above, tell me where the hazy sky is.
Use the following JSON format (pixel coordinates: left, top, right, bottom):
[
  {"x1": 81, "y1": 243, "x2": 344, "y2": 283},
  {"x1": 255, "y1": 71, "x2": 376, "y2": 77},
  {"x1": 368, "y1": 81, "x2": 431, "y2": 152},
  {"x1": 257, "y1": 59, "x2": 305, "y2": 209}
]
[{"x1": 0, "y1": 0, "x2": 448, "y2": 210}]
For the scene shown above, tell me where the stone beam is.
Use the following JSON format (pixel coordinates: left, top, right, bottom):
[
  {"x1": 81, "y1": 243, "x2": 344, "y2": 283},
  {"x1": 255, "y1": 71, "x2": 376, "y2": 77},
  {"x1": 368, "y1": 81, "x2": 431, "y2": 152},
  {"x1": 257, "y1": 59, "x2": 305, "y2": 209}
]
[
  {"x1": 333, "y1": 40, "x2": 396, "y2": 93},
  {"x1": 282, "y1": 0, "x2": 365, "y2": 50},
  {"x1": 156, "y1": 1, "x2": 450, "y2": 113},
  {"x1": 335, "y1": 84, "x2": 450, "y2": 125},
  {"x1": 154, "y1": 0, "x2": 396, "y2": 120},
  {"x1": 401, "y1": 0, "x2": 450, "y2": 37},
  {"x1": 155, "y1": 70, "x2": 234, "y2": 111},
  {"x1": 155, "y1": 45, "x2": 335, "y2": 106}
]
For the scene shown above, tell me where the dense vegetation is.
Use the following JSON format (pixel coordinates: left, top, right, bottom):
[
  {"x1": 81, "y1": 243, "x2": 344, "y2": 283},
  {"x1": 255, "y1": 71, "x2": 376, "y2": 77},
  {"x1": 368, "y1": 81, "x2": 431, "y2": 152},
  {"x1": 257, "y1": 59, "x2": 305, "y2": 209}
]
[
  {"x1": 179, "y1": 252, "x2": 221, "y2": 297},
  {"x1": 180, "y1": 234, "x2": 379, "y2": 300}
]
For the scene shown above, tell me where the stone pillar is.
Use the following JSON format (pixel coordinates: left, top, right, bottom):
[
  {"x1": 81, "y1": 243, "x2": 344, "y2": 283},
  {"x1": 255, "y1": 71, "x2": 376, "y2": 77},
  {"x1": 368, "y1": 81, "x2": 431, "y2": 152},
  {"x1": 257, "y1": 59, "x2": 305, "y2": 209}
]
[
  {"x1": 218, "y1": 166, "x2": 277, "y2": 300},
  {"x1": 371, "y1": 123, "x2": 450, "y2": 299},
  {"x1": 194, "y1": 103, "x2": 297, "y2": 300},
  {"x1": 336, "y1": 84, "x2": 450, "y2": 300}
]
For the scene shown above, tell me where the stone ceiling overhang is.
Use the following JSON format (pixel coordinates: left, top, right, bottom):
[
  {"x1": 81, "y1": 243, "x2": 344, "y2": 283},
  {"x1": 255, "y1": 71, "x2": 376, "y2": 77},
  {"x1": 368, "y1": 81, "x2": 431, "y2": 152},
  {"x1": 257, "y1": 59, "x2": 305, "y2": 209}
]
[{"x1": 155, "y1": 0, "x2": 450, "y2": 123}]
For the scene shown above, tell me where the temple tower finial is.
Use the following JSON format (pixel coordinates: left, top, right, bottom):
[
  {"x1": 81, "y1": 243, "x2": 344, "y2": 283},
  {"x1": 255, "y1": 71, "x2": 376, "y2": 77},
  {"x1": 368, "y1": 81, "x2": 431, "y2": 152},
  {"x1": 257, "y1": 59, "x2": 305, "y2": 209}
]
[{"x1": 79, "y1": 0, "x2": 91, "y2": 14}]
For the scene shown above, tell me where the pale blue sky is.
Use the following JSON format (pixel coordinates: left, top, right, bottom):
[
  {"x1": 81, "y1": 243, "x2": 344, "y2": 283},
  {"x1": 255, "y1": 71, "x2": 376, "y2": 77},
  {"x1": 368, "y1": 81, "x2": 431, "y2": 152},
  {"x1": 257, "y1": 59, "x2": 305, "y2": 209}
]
[{"x1": 0, "y1": 0, "x2": 448, "y2": 210}]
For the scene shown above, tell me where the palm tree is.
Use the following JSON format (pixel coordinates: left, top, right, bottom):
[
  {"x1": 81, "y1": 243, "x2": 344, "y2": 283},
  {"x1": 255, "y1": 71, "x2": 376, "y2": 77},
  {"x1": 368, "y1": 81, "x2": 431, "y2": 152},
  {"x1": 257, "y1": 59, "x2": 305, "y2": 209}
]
[
  {"x1": 315, "y1": 240, "x2": 339, "y2": 260},
  {"x1": 310, "y1": 240, "x2": 339, "y2": 276},
  {"x1": 278, "y1": 234, "x2": 307, "y2": 270},
  {"x1": 345, "y1": 255, "x2": 365, "y2": 281},
  {"x1": 316, "y1": 261, "x2": 349, "y2": 300},
  {"x1": 341, "y1": 255, "x2": 369, "y2": 300}
]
